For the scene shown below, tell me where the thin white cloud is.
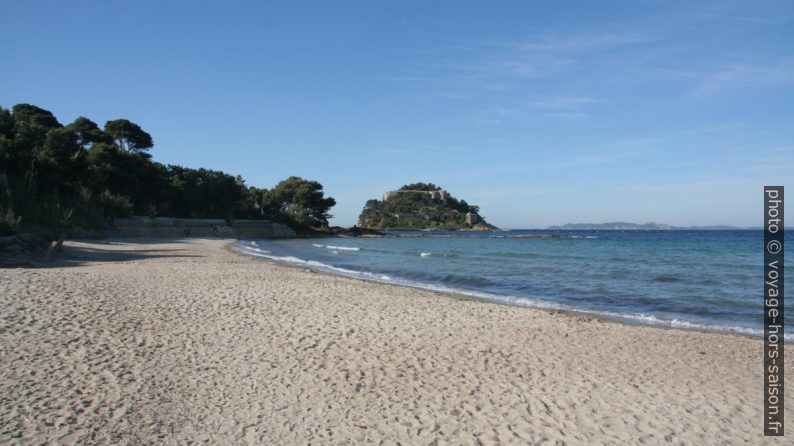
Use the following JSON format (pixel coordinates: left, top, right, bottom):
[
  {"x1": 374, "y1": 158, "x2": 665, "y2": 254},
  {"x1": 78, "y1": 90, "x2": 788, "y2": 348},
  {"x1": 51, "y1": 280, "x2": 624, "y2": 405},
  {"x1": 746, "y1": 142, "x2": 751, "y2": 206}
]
[
  {"x1": 505, "y1": 33, "x2": 651, "y2": 53},
  {"x1": 384, "y1": 13, "x2": 794, "y2": 102},
  {"x1": 383, "y1": 31, "x2": 653, "y2": 93},
  {"x1": 543, "y1": 112, "x2": 589, "y2": 122},
  {"x1": 697, "y1": 60, "x2": 794, "y2": 93},
  {"x1": 527, "y1": 96, "x2": 597, "y2": 109}
]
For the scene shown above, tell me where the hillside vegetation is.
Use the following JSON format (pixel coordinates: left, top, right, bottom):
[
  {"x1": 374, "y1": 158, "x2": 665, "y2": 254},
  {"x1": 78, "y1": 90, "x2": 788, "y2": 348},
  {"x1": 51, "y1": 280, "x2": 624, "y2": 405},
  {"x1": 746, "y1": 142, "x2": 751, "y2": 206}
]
[
  {"x1": 357, "y1": 183, "x2": 496, "y2": 230},
  {"x1": 0, "y1": 103, "x2": 335, "y2": 237}
]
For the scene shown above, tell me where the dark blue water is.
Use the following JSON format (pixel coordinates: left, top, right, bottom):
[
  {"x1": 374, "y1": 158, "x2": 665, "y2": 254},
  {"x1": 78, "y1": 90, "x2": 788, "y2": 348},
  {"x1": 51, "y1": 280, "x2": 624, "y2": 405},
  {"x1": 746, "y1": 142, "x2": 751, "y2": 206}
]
[{"x1": 235, "y1": 230, "x2": 791, "y2": 340}]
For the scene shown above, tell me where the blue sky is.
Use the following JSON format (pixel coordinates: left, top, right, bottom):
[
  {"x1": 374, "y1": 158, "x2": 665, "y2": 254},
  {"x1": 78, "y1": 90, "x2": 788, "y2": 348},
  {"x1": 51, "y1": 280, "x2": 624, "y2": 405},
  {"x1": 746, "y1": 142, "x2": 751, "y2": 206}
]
[{"x1": 2, "y1": 1, "x2": 792, "y2": 228}]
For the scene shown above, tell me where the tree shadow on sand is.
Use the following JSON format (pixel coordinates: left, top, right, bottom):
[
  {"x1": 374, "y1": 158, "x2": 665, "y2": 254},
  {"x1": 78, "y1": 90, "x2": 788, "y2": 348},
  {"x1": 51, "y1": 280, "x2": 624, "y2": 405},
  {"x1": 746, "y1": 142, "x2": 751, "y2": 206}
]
[{"x1": 1, "y1": 238, "x2": 206, "y2": 268}]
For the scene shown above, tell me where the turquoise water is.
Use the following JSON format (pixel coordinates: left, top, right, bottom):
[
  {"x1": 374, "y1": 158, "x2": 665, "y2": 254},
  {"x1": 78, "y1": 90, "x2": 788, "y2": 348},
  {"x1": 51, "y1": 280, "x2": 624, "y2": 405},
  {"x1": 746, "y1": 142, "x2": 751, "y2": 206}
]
[{"x1": 235, "y1": 230, "x2": 790, "y2": 340}]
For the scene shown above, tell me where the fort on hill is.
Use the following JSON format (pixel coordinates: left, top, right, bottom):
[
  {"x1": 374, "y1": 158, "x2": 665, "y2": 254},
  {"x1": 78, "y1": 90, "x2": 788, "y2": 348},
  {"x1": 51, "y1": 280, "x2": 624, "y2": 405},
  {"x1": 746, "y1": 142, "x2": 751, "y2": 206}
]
[
  {"x1": 382, "y1": 188, "x2": 448, "y2": 203},
  {"x1": 357, "y1": 183, "x2": 497, "y2": 230}
]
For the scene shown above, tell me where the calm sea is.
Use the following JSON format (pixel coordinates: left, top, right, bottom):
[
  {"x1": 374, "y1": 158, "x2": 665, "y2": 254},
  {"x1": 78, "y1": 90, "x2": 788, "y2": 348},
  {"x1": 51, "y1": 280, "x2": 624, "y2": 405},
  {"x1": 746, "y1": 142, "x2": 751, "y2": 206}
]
[{"x1": 235, "y1": 230, "x2": 791, "y2": 340}]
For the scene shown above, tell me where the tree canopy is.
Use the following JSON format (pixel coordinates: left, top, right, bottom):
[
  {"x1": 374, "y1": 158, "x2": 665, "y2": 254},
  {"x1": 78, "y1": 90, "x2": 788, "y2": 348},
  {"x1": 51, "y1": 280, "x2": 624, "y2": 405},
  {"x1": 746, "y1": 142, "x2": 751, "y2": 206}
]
[
  {"x1": 0, "y1": 103, "x2": 335, "y2": 236},
  {"x1": 104, "y1": 119, "x2": 154, "y2": 152},
  {"x1": 263, "y1": 176, "x2": 337, "y2": 227},
  {"x1": 357, "y1": 183, "x2": 491, "y2": 230},
  {"x1": 399, "y1": 182, "x2": 439, "y2": 191}
]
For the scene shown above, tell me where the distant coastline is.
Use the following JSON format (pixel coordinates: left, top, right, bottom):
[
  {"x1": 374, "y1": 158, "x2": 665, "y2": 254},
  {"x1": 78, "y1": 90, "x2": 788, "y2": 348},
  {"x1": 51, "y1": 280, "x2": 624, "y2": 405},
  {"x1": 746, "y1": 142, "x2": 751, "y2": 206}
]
[{"x1": 547, "y1": 222, "x2": 752, "y2": 230}]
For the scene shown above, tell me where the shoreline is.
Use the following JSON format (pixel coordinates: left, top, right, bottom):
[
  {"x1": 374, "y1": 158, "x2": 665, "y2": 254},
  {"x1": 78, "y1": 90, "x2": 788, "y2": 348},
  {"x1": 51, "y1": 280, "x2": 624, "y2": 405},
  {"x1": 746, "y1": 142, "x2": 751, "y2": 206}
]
[
  {"x1": 229, "y1": 239, "x2": 768, "y2": 343},
  {"x1": 1, "y1": 237, "x2": 788, "y2": 444}
]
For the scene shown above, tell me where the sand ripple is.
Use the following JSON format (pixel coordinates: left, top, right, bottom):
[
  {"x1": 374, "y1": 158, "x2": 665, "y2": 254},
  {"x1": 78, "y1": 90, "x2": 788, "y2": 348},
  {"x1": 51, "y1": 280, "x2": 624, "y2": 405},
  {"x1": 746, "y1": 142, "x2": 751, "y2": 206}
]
[{"x1": 0, "y1": 238, "x2": 786, "y2": 444}]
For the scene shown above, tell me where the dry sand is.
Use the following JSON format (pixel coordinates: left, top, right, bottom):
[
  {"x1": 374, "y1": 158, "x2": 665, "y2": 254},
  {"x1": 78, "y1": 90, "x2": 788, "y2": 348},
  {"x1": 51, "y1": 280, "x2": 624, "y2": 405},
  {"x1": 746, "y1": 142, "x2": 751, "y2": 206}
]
[{"x1": 0, "y1": 238, "x2": 789, "y2": 445}]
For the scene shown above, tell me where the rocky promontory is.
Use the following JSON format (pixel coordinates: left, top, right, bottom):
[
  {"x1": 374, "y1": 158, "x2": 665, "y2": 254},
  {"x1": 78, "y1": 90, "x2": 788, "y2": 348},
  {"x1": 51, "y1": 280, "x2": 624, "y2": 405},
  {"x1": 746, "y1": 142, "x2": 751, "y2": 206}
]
[{"x1": 356, "y1": 183, "x2": 497, "y2": 231}]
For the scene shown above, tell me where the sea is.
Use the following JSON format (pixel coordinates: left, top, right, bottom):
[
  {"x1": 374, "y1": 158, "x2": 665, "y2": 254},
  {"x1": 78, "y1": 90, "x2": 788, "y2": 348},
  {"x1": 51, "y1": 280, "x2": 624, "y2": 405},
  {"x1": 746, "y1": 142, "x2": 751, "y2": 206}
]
[{"x1": 234, "y1": 230, "x2": 791, "y2": 341}]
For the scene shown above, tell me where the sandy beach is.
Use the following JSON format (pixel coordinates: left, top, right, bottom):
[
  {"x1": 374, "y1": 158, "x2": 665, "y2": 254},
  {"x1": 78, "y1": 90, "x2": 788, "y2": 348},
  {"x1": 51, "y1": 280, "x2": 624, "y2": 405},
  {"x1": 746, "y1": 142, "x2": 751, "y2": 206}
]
[{"x1": 0, "y1": 238, "x2": 788, "y2": 444}]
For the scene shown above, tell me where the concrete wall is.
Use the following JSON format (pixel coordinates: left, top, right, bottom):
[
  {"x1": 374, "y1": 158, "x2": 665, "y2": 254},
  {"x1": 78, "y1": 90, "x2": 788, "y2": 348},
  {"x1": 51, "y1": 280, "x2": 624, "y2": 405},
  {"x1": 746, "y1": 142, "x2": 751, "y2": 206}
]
[
  {"x1": 67, "y1": 217, "x2": 296, "y2": 239},
  {"x1": 382, "y1": 189, "x2": 448, "y2": 203}
]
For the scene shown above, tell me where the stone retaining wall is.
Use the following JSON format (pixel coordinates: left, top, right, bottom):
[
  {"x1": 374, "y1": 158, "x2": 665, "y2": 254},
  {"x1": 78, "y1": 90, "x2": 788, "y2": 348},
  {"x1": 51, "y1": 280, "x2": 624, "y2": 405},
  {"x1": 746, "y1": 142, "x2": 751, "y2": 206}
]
[{"x1": 67, "y1": 217, "x2": 296, "y2": 239}]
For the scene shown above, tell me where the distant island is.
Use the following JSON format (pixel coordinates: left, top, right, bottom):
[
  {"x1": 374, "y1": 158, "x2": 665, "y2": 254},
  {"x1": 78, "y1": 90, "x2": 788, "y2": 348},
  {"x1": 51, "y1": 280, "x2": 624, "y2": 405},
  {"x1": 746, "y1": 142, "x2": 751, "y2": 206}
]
[
  {"x1": 548, "y1": 222, "x2": 745, "y2": 230},
  {"x1": 357, "y1": 183, "x2": 497, "y2": 231}
]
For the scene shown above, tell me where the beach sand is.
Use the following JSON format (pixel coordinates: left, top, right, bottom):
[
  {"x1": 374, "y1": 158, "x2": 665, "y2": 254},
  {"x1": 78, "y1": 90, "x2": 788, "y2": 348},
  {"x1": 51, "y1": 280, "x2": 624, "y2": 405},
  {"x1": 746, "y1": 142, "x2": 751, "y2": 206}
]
[{"x1": 0, "y1": 238, "x2": 788, "y2": 444}]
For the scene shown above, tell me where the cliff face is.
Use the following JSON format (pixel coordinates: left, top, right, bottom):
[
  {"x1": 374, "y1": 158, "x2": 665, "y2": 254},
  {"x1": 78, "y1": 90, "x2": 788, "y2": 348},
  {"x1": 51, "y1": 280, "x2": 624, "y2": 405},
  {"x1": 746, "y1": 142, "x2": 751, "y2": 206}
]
[{"x1": 357, "y1": 184, "x2": 497, "y2": 230}]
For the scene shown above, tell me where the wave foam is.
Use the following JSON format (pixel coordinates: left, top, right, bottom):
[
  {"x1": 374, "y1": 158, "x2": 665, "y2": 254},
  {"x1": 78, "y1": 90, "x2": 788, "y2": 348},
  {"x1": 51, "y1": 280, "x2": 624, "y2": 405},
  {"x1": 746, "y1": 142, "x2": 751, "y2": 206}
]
[
  {"x1": 326, "y1": 245, "x2": 360, "y2": 251},
  {"x1": 234, "y1": 241, "x2": 787, "y2": 342}
]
